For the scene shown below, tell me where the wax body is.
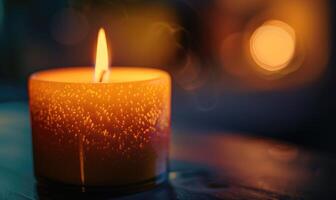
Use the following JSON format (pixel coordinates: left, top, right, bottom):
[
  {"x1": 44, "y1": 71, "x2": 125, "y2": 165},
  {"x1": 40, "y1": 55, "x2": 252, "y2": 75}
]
[{"x1": 29, "y1": 67, "x2": 171, "y2": 187}]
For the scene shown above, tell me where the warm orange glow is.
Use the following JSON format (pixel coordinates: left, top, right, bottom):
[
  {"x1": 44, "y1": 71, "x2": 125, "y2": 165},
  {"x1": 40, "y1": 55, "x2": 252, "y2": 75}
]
[
  {"x1": 95, "y1": 28, "x2": 109, "y2": 82},
  {"x1": 250, "y1": 20, "x2": 296, "y2": 72},
  {"x1": 29, "y1": 66, "x2": 171, "y2": 186}
]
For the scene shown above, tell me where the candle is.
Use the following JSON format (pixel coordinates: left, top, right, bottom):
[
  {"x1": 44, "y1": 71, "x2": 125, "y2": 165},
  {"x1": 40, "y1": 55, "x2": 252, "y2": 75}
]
[{"x1": 29, "y1": 29, "x2": 171, "y2": 189}]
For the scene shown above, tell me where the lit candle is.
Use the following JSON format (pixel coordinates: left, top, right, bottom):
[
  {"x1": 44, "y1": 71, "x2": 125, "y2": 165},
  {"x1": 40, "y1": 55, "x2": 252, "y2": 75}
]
[{"x1": 29, "y1": 28, "x2": 171, "y2": 189}]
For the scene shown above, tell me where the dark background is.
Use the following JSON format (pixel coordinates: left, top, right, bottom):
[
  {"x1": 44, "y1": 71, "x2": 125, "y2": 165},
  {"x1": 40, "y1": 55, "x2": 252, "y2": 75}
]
[{"x1": 0, "y1": 0, "x2": 335, "y2": 154}]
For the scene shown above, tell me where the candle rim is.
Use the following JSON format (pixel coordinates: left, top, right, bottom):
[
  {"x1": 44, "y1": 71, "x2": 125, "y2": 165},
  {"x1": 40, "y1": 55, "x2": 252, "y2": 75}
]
[{"x1": 29, "y1": 66, "x2": 170, "y2": 84}]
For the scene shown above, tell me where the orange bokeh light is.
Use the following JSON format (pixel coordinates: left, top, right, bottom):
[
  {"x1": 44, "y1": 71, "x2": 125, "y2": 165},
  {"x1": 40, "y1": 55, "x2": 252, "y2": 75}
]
[{"x1": 250, "y1": 20, "x2": 296, "y2": 72}]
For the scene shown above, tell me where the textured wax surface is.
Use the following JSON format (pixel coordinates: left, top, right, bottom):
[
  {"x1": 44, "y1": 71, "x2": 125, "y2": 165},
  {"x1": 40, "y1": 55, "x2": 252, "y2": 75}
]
[{"x1": 29, "y1": 68, "x2": 171, "y2": 186}]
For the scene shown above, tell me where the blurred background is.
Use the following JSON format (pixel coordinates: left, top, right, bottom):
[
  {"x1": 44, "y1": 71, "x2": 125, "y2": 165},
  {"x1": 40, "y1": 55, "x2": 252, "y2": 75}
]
[{"x1": 0, "y1": 0, "x2": 335, "y2": 153}]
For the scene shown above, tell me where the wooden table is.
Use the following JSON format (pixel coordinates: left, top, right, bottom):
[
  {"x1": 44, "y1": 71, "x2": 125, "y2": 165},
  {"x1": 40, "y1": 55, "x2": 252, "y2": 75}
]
[{"x1": 0, "y1": 102, "x2": 335, "y2": 199}]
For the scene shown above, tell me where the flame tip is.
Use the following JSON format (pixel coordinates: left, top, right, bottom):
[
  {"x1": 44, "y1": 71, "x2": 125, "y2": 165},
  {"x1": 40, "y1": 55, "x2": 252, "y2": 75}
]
[
  {"x1": 98, "y1": 28, "x2": 106, "y2": 34},
  {"x1": 95, "y1": 27, "x2": 110, "y2": 82}
]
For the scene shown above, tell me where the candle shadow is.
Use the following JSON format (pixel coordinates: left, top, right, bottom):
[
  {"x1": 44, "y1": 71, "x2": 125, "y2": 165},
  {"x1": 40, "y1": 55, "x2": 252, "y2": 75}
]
[
  {"x1": 35, "y1": 178, "x2": 176, "y2": 200},
  {"x1": 35, "y1": 183, "x2": 177, "y2": 200}
]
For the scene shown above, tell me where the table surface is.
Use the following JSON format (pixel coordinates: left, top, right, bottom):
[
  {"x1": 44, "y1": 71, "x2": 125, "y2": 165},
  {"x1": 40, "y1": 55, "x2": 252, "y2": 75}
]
[{"x1": 0, "y1": 102, "x2": 335, "y2": 199}]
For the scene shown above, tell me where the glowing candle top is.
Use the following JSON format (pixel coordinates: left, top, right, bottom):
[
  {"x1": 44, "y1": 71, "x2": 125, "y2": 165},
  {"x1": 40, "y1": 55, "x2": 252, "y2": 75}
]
[{"x1": 29, "y1": 28, "x2": 170, "y2": 84}]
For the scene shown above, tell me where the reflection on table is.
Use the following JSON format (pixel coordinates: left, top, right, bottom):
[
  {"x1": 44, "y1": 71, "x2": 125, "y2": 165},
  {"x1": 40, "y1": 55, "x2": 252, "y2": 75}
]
[{"x1": 0, "y1": 102, "x2": 335, "y2": 199}]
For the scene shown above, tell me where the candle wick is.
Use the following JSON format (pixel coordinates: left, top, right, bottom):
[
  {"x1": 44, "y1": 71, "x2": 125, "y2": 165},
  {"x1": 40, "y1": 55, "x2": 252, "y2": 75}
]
[{"x1": 98, "y1": 70, "x2": 107, "y2": 83}]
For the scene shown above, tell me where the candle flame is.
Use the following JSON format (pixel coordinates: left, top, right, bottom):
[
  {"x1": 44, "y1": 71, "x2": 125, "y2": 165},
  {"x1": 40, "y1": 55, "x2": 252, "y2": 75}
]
[{"x1": 95, "y1": 28, "x2": 109, "y2": 82}]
